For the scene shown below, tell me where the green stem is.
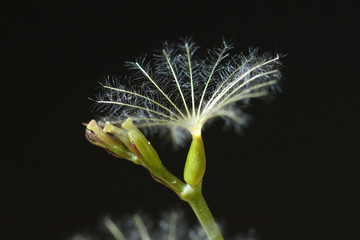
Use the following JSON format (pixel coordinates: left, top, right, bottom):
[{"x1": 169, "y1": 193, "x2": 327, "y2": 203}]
[
  {"x1": 153, "y1": 169, "x2": 224, "y2": 239},
  {"x1": 181, "y1": 185, "x2": 224, "y2": 240},
  {"x1": 150, "y1": 167, "x2": 224, "y2": 239}
]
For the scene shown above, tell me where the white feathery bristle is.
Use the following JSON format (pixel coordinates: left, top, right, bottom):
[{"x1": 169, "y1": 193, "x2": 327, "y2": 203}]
[
  {"x1": 70, "y1": 210, "x2": 257, "y2": 240},
  {"x1": 94, "y1": 39, "x2": 282, "y2": 142}
]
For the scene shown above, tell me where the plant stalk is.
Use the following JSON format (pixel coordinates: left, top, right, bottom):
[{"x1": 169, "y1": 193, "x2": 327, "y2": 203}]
[{"x1": 181, "y1": 185, "x2": 224, "y2": 240}]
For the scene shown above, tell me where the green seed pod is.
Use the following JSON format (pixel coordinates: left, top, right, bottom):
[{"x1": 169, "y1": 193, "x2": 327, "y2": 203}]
[
  {"x1": 184, "y1": 134, "x2": 206, "y2": 186},
  {"x1": 122, "y1": 118, "x2": 163, "y2": 170}
]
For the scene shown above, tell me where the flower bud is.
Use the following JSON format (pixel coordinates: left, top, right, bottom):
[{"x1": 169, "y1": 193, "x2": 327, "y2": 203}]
[
  {"x1": 85, "y1": 120, "x2": 137, "y2": 162},
  {"x1": 183, "y1": 133, "x2": 206, "y2": 186},
  {"x1": 122, "y1": 118, "x2": 163, "y2": 170},
  {"x1": 103, "y1": 121, "x2": 132, "y2": 151}
]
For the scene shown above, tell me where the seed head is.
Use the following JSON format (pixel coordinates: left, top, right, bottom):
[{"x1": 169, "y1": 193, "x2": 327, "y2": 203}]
[{"x1": 94, "y1": 39, "x2": 282, "y2": 142}]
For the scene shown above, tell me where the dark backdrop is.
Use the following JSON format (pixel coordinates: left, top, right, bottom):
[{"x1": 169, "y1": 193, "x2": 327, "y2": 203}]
[{"x1": 2, "y1": 1, "x2": 359, "y2": 240}]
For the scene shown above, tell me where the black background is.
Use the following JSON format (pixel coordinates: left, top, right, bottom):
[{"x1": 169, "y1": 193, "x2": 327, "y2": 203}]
[{"x1": 2, "y1": 1, "x2": 359, "y2": 240}]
